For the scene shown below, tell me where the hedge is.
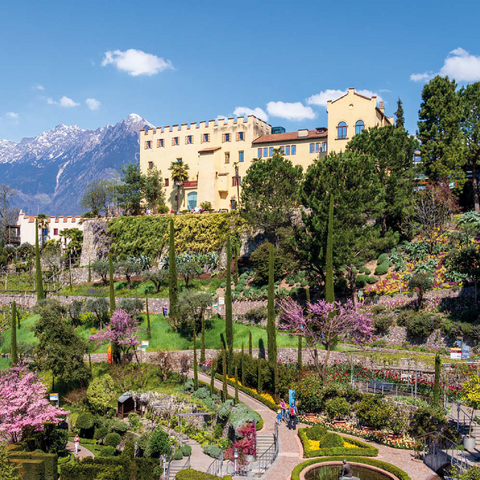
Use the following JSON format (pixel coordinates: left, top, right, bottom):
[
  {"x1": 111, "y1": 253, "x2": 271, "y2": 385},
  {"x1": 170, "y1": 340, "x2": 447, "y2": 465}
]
[
  {"x1": 9, "y1": 452, "x2": 58, "y2": 480},
  {"x1": 175, "y1": 468, "x2": 233, "y2": 480},
  {"x1": 60, "y1": 463, "x2": 123, "y2": 480},
  {"x1": 291, "y1": 456, "x2": 411, "y2": 480},
  {"x1": 298, "y1": 428, "x2": 378, "y2": 458},
  {"x1": 11, "y1": 459, "x2": 45, "y2": 480}
]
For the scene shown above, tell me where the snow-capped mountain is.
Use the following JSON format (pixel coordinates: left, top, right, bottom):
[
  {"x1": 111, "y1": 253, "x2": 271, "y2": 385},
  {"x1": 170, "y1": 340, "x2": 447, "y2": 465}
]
[{"x1": 0, "y1": 114, "x2": 153, "y2": 215}]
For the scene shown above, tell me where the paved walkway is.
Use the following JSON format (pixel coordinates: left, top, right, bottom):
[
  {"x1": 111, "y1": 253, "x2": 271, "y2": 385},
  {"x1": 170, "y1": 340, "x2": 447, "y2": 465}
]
[
  {"x1": 192, "y1": 371, "x2": 441, "y2": 480},
  {"x1": 66, "y1": 440, "x2": 95, "y2": 459}
]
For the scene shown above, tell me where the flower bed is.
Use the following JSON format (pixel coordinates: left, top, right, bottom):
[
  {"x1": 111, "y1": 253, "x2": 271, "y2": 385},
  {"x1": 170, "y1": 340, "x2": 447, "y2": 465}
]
[
  {"x1": 291, "y1": 456, "x2": 411, "y2": 480},
  {"x1": 299, "y1": 416, "x2": 416, "y2": 450},
  {"x1": 298, "y1": 428, "x2": 378, "y2": 458}
]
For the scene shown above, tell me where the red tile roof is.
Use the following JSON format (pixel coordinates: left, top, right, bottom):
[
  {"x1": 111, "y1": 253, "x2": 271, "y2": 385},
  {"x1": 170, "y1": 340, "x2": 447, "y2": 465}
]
[
  {"x1": 252, "y1": 129, "x2": 327, "y2": 144},
  {"x1": 198, "y1": 146, "x2": 222, "y2": 153}
]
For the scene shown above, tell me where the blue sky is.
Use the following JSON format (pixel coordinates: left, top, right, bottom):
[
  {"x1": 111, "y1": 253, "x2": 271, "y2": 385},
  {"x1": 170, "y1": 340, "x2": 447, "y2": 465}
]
[{"x1": 1, "y1": 0, "x2": 480, "y2": 142}]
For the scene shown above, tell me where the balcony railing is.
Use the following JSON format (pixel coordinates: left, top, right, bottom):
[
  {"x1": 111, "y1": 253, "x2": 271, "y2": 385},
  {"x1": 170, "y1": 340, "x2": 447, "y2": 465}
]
[
  {"x1": 184, "y1": 181, "x2": 198, "y2": 188},
  {"x1": 7, "y1": 236, "x2": 21, "y2": 244}
]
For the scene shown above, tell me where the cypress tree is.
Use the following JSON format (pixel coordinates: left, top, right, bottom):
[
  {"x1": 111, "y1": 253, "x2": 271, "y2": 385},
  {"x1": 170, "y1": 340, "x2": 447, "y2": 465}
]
[
  {"x1": 16, "y1": 308, "x2": 21, "y2": 329},
  {"x1": 241, "y1": 343, "x2": 245, "y2": 386},
  {"x1": 267, "y1": 243, "x2": 278, "y2": 399},
  {"x1": 248, "y1": 330, "x2": 253, "y2": 357},
  {"x1": 433, "y1": 353, "x2": 441, "y2": 407},
  {"x1": 108, "y1": 253, "x2": 115, "y2": 315},
  {"x1": 325, "y1": 194, "x2": 335, "y2": 303},
  {"x1": 222, "y1": 347, "x2": 228, "y2": 402},
  {"x1": 210, "y1": 359, "x2": 216, "y2": 396},
  {"x1": 146, "y1": 296, "x2": 151, "y2": 339},
  {"x1": 168, "y1": 219, "x2": 179, "y2": 322},
  {"x1": 88, "y1": 261, "x2": 92, "y2": 283},
  {"x1": 257, "y1": 358, "x2": 262, "y2": 394},
  {"x1": 10, "y1": 301, "x2": 18, "y2": 365},
  {"x1": 234, "y1": 365, "x2": 239, "y2": 404},
  {"x1": 225, "y1": 236, "x2": 233, "y2": 374},
  {"x1": 35, "y1": 218, "x2": 44, "y2": 302},
  {"x1": 69, "y1": 267, "x2": 73, "y2": 291},
  {"x1": 395, "y1": 98, "x2": 405, "y2": 129},
  {"x1": 297, "y1": 335, "x2": 302, "y2": 371},
  {"x1": 200, "y1": 315, "x2": 206, "y2": 364},
  {"x1": 193, "y1": 328, "x2": 198, "y2": 391}
]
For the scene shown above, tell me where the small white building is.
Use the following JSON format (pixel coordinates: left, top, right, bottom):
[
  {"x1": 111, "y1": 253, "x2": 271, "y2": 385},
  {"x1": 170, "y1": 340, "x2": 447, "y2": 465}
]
[{"x1": 9, "y1": 210, "x2": 84, "y2": 246}]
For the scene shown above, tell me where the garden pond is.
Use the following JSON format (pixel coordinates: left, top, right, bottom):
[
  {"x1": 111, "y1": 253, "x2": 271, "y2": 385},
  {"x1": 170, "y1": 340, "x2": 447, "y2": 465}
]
[{"x1": 304, "y1": 464, "x2": 393, "y2": 480}]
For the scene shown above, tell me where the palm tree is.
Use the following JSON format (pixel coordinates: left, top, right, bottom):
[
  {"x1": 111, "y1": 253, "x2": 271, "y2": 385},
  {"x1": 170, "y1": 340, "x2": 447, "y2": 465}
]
[
  {"x1": 37, "y1": 214, "x2": 49, "y2": 247},
  {"x1": 169, "y1": 161, "x2": 190, "y2": 213}
]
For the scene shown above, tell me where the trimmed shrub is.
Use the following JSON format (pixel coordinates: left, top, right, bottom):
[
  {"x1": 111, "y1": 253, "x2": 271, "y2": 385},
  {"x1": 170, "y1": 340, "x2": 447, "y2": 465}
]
[
  {"x1": 324, "y1": 397, "x2": 350, "y2": 420},
  {"x1": 181, "y1": 444, "x2": 192, "y2": 456},
  {"x1": 9, "y1": 452, "x2": 58, "y2": 480},
  {"x1": 367, "y1": 276, "x2": 377, "y2": 284},
  {"x1": 146, "y1": 428, "x2": 170, "y2": 458},
  {"x1": 176, "y1": 469, "x2": 233, "y2": 480},
  {"x1": 320, "y1": 433, "x2": 344, "y2": 448},
  {"x1": 98, "y1": 446, "x2": 117, "y2": 457},
  {"x1": 203, "y1": 445, "x2": 222, "y2": 459},
  {"x1": 375, "y1": 261, "x2": 389, "y2": 276},
  {"x1": 173, "y1": 450, "x2": 183, "y2": 460},
  {"x1": 377, "y1": 253, "x2": 389, "y2": 264},
  {"x1": 94, "y1": 427, "x2": 109, "y2": 443},
  {"x1": 305, "y1": 426, "x2": 327, "y2": 441},
  {"x1": 76, "y1": 412, "x2": 95, "y2": 431},
  {"x1": 407, "y1": 314, "x2": 442, "y2": 339},
  {"x1": 109, "y1": 420, "x2": 128, "y2": 434},
  {"x1": 373, "y1": 315, "x2": 394, "y2": 335},
  {"x1": 10, "y1": 458, "x2": 45, "y2": 480},
  {"x1": 104, "y1": 433, "x2": 122, "y2": 448},
  {"x1": 355, "y1": 275, "x2": 369, "y2": 288},
  {"x1": 244, "y1": 306, "x2": 268, "y2": 324}
]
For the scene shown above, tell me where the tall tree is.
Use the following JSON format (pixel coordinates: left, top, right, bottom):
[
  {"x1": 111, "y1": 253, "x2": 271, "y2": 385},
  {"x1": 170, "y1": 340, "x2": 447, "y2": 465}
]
[
  {"x1": 108, "y1": 253, "x2": 116, "y2": 315},
  {"x1": 168, "y1": 219, "x2": 179, "y2": 322},
  {"x1": 395, "y1": 98, "x2": 405, "y2": 129},
  {"x1": 248, "y1": 330, "x2": 253, "y2": 357},
  {"x1": 240, "y1": 150, "x2": 303, "y2": 246},
  {"x1": 417, "y1": 75, "x2": 465, "y2": 185},
  {"x1": 297, "y1": 335, "x2": 302, "y2": 372},
  {"x1": 117, "y1": 163, "x2": 144, "y2": 215},
  {"x1": 0, "y1": 183, "x2": 18, "y2": 246},
  {"x1": 145, "y1": 296, "x2": 151, "y2": 340},
  {"x1": 325, "y1": 194, "x2": 334, "y2": 303},
  {"x1": 460, "y1": 82, "x2": 480, "y2": 211},
  {"x1": 178, "y1": 291, "x2": 211, "y2": 355},
  {"x1": 81, "y1": 179, "x2": 115, "y2": 217},
  {"x1": 241, "y1": 343, "x2": 245, "y2": 386},
  {"x1": 234, "y1": 365, "x2": 239, "y2": 404},
  {"x1": 169, "y1": 160, "x2": 190, "y2": 213},
  {"x1": 35, "y1": 218, "x2": 45, "y2": 302},
  {"x1": 267, "y1": 244, "x2": 277, "y2": 397},
  {"x1": 10, "y1": 301, "x2": 18, "y2": 365},
  {"x1": 193, "y1": 326, "x2": 198, "y2": 391},
  {"x1": 225, "y1": 236, "x2": 233, "y2": 374},
  {"x1": 222, "y1": 346, "x2": 228, "y2": 402},
  {"x1": 296, "y1": 152, "x2": 389, "y2": 303},
  {"x1": 142, "y1": 166, "x2": 166, "y2": 213},
  {"x1": 347, "y1": 126, "x2": 418, "y2": 234},
  {"x1": 210, "y1": 358, "x2": 216, "y2": 395},
  {"x1": 432, "y1": 353, "x2": 442, "y2": 407}
]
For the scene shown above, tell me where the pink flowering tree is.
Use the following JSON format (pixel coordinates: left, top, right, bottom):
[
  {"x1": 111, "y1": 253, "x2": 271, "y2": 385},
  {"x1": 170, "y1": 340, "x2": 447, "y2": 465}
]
[
  {"x1": 88, "y1": 310, "x2": 140, "y2": 363},
  {"x1": 0, "y1": 364, "x2": 68, "y2": 443},
  {"x1": 279, "y1": 299, "x2": 373, "y2": 380}
]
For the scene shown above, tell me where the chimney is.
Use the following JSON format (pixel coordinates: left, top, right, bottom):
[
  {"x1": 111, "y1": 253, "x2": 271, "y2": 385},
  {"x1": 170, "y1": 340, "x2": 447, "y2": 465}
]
[
  {"x1": 379, "y1": 101, "x2": 385, "y2": 114},
  {"x1": 298, "y1": 129, "x2": 308, "y2": 138}
]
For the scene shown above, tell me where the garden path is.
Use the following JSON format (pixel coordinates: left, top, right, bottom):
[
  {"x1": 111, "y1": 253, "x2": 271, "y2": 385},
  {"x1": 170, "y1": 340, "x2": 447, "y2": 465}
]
[
  {"x1": 191, "y1": 371, "x2": 441, "y2": 480},
  {"x1": 66, "y1": 440, "x2": 95, "y2": 459}
]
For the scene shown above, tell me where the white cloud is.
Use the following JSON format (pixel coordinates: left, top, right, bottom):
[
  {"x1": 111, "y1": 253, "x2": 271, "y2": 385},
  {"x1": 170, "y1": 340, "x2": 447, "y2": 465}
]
[
  {"x1": 33, "y1": 85, "x2": 44, "y2": 91},
  {"x1": 233, "y1": 106, "x2": 269, "y2": 121},
  {"x1": 47, "y1": 96, "x2": 80, "y2": 107},
  {"x1": 306, "y1": 89, "x2": 347, "y2": 106},
  {"x1": 379, "y1": 89, "x2": 392, "y2": 93},
  {"x1": 266, "y1": 101, "x2": 316, "y2": 121},
  {"x1": 410, "y1": 72, "x2": 434, "y2": 82},
  {"x1": 86, "y1": 98, "x2": 101, "y2": 111},
  {"x1": 440, "y1": 47, "x2": 480, "y2": 81},
  {"x1": 101, "y1": 49, "x2": 173, "y2": 76},
  {"x1": 6, "y1": 112, "x2": 19, "y2": 120},
  {"x1": 307, "y1": 88, "x2": 383, "y2": 106}
]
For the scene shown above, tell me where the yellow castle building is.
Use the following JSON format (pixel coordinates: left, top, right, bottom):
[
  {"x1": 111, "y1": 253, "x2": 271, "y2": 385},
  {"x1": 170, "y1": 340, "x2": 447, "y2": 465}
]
[{"x1": 139, "y1": 88, "x2": 394, "y2": 211}]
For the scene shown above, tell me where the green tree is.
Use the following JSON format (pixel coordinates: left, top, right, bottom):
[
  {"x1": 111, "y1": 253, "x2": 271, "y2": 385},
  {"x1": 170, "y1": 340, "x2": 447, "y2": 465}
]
[
  {"x1": 250, "y1": 242, "x2": 286, "y2": 284},
  {"x1": 178, "y1": 290, "x2": 212, "y2": 339},
  {"x1": 0, "y1": 183, "x2": 18, "y2": 247},
  {"x1": 35, "y1": 218, "x2": 44, "y2": 302},
  {"x1": 222, "y1": 346, "x2": 228, "y2": 402},
  {"x1": 240, "y1": 150, "x2": 303, "y2": 245},
  {"x1": 257, "y1": 357, "x2": 262, "y2": 394},
  {"x1": 297, "y1": 335, "x2": 302, "y2": 371},
  {"x1": 168, "y1": 219, "x2": 179, "y2": 323},
  {"x1": 460, "y1": 82, "x2": 480, "y2": 212},
  {"x1": 241, "y1": 343, "x2": 245, "y2": 385},
  {"x1": 117, "y1": 163, "x2": 144, "y2": 215},
  {"x1": 86, "y1": 374, "x2": 115, "y2": 413},
  {"x1": 34, "y1": 300, "x2": 90, "y2": 389},
  {"x1": 177, "y1": 261, "x2": 202, "y2": 289},
  {"x1": 116, "y1": 259, "x2": 142, "y2": 290},
  {"x1": 395, "y1": 98, "x2": 405, "y2": 129},
  {"x1": 145, "y1": 296, "x2": 151, "y2": 339},
  {"x1": 10, "y1": 301, "x2": 17, "y2": 365},
  {"x1": 81, "y1": 179, "x2": 115, "y2": 217},
  {"x1": 296, "y1": 152, "x2": 389, "y2": 303},
  {"x1": 417, "y1": 75, "x2": 465, "y2": 185},
  {"x1": 141, "y1": 166, "x2": 166, "y2": 213},
  {"x1": 193, "y1": 327, "x2": 198, "y2": 391},
  {"x1": 225, "y1": 236, "x2": 233, "y2": 374},
  {"x1": 448, "y1": 243, "x2": 480, "y2": 303},
  {"x1": 347, "y1": 125, "x2": 418, "y2": 234},
  {"x1": 267, "y1": 244, "x2": 277, "y2": 398},
  {"x1": 210, "y1": 358, "x2": 216, "y2": 395},
  {"x1": 325, "y1": 194, "x2": 334, "y2": 303},
  {"x1": 108, "y1": 253, "x2": 115, "y2": 315},
  {"x1": 169, "y1": 160, "x2": 190, "y2": 213},
  {"x1": 433, "y1": 353, "x2": 441, "y2": 407},
  {"x1": 144, "y1": 269, "x2": 168, "y2": 293},
  {"x1": 91, "y1": 258, "x2": 109, "y2": 286},
  {"x1": 234, "y1": 365, "x2": 239, "y2": 404},
  {"x1": 408, "y1": 273, "x2": 434, "y2": 310},
  {"x1": 248, "y1": 330, "x2": 253, "y2": 357}
]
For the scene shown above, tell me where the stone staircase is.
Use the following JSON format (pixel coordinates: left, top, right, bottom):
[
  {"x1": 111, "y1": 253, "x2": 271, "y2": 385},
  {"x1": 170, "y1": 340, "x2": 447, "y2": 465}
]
[
  {"x1": 256, "y1": 434, "x2": 275, "y2": 457},
  {"x1": 448, "y1": 403, "x2": 480, "y2": 449}
]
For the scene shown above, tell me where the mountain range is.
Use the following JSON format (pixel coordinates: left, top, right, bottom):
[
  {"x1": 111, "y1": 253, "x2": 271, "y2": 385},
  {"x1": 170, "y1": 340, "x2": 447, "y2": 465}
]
[{"x1": 0, "y1": 114, "x2": 153, "y2": 215}]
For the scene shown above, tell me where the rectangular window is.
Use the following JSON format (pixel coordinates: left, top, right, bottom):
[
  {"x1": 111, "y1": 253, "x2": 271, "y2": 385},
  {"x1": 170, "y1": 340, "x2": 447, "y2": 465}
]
[
  {"x1": 310, "y1": 143, "x2": 314, "y2": 153},
  {"x1": 237, "y1": 132, "x2": 245, "y2": 141},
  {"x1": 54, "y1": 228, "x2": 58, "y2": 236},
  {"x1": 186, "y1": 135, "x2": 193, "y2": 144},
  {"x1": 172, "y1": 137, "x2": 179, "y2": 146},
  {"x1": 223, "y1": 133, "x2": 231, "y2": 142},
  {"x1": 177, "y1": 158, "x2": 182, "y2": 162},
  {"x1": 269, "y1": 147, "x2": 273, "y2": 157},
  {"x1": 157, "y1": 139, "x2": 164, "y2": 147},
  {"x1": 285, "y1": 145, "x2": 290, "y2": 155},
  {"x1": 322, "y1": 142, "x2": 327, "y2": 152},
  {"x1": 239, "y1": 151, "x2": 244, "y2": 162},
  {"x1": 263, "y1": 147, "x2": 268, "y2": 157},
  {"x1": 165, "y1": 179, "x2": 169, "y2": 186},
  {"x1": 203, "y1": 133, "x2": 210, "y2": 143},
  {"x1": 230, "y1": 199, "x2": 237, "y2": 210},
  {"x1": 258, "y1": 148, "x2": 263, "y2": 158},
  {"x1": 225, "y1": 152, "x2": 230, "y2": 164},
  {"x1": 291, "y1": 145, "x2": 296, "y2": 155},
  {"x1": 232, "y1": 176, "x2": 241, "y2": 187},
  {"x1": 145, "y1": 141, "x2": 152, "y2": 149},
  {"x1": 148, "y1": 161, "x2": 153, "y2": 170},
  {"x1": 315, "y1": 143, "x2": 320, "y2": 153}
]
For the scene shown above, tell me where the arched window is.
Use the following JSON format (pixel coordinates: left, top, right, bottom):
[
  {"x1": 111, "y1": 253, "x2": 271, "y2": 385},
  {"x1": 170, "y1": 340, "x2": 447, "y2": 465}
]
[
  {"x1": 337, "y1": 122, "x2": 347, "y2": 139},
  {"x1": 355, "y1": 120, "x2": 365, "y2": 135}
]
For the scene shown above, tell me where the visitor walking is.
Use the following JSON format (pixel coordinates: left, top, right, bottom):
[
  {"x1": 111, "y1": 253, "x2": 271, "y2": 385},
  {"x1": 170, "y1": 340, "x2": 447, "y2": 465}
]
[
  {"x1": 276, "y1": 410, "x2": 282, "y2": 425},
  {"x1": 74, "y1": 434, "x2": 80, "y2": 455},
  {"x1": 288, "y1": 402, "x2": 298, "y2": 430},
  {"x1": 163, "y1": 302, "x2": 168, "y2": 317},
  {"x1": 280, "y1": 398, "x2": 286, "y2": 421}
]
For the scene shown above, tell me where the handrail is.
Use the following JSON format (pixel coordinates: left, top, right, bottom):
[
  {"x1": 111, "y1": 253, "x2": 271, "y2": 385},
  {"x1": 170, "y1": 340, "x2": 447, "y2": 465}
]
[
  {"x1": 420, "y1": 430, "x2": 469, "y2": 473},
  {"x1": 206, "y1": 450, "x2": 223, "y2": 476}
]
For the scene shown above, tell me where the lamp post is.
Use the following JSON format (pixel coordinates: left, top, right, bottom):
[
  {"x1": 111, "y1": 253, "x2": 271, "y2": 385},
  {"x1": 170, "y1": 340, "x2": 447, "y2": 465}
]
[
  {"x1": 234, "y1": 448, "x2": 239, "y2": 474},
  {"x1": 162, "y1": 454, "x2": 167, "y2": 480}
]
